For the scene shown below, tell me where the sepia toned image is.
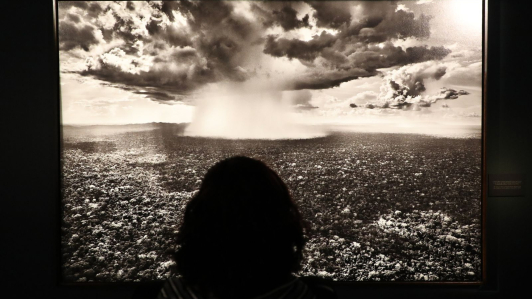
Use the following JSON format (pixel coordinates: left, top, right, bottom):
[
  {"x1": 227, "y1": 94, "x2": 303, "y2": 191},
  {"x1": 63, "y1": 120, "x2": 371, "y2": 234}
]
[{"x1": 58, "y1": 0, "x2": 483, "y2": 283}]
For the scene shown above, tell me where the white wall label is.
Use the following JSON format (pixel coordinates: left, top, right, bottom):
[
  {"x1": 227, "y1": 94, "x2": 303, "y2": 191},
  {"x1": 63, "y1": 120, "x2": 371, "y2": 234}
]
[{"x1": 489, "y1": 174, "x2": 526, "y2": 197}]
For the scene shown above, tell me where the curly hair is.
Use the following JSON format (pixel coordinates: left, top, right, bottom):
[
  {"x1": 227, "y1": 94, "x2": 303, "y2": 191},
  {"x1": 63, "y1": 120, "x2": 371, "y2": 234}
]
[{"x1": 172, "y1": 156, "x2": 308, "y2": 299}]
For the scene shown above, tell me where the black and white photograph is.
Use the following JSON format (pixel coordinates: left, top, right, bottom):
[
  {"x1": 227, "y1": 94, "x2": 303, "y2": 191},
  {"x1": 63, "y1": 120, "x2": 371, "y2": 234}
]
[{"x1": 58, "y1": 0, "x2": 483, "y2": 283}]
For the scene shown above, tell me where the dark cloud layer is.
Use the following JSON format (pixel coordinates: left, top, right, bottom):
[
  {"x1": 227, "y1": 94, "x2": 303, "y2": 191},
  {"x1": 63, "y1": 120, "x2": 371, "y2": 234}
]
[
  {"x1": 267, "y1": 40, "x2": 450, "y2": 90},
  {"x1": 251, "y1": 2, "x2": 310, "y2": 31},
  {"x1": 291, "y1": 68, "x2": 377, "y2": 90},
  {"x1": 133, "y1": 90, "x2": 175, "y2": 102},
  {"x1": 58, "y1": 1, "x2": 453, "y2": 103},
  {"x1": 261, "y1": 2, "x2": 448, "y2": 90},
  {"x1": 336, "y1": 2, "x2": 431, "y2": 41},
  {"x1": 81, "y1": 51, "x2": 212, "y2": 94},
  {"x1": 273, "y1": 6, "x2": 310, "y2": 31},
  {"x1": 264, "y1": 32, "x2": 337, "y2": 62},
  {"x1": 307, "y1": 1, "x2": 352, "y2": 29}
]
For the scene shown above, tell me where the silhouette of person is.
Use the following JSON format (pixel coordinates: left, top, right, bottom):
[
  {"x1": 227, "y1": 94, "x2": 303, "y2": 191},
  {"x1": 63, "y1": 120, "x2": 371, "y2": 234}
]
[{"x1": 157, "y1": 156, "x2": 335, "y2": 299}]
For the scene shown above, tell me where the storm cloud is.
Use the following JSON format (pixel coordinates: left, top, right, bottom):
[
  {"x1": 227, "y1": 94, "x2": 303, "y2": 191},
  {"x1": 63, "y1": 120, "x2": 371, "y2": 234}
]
[
  {"x1": 263, "y1": 32, "x2": 337, "y2": 62},
  {"x1": 251, "y1": 2, "x2": 310, "y2": 31},
  {"x1": 262, "y1": 1, "x2": 449, "y2": 90},
  {"x1": 58, "y1": 1, "x2": 452, "y2": 104},
  {"x1": 307, "y1": 1, "x2": 352, "y2": 29}
]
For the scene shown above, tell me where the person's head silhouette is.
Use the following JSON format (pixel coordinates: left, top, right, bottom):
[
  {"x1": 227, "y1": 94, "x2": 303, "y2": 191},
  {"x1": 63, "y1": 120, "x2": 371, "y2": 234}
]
[{"x1": 171, "y1": 156, "x2": 309, "y2": 299}]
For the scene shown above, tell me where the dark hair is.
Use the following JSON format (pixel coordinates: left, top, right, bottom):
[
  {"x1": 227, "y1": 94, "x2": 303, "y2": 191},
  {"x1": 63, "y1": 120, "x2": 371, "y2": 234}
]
[{"x1": 172, "y1": 156, "x2": 308, "y2": 299}]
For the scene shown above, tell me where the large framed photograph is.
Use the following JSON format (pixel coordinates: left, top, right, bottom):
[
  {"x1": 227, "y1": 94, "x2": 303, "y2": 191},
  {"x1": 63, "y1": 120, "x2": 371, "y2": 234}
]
[{"x1": 58, "y1": 0, "x2": 485, "y2": 283}]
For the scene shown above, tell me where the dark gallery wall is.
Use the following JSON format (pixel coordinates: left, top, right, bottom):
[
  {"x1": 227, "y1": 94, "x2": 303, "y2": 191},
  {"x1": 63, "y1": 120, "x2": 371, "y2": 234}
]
[{"x1": 1, "y1": 1, "x2": 530, "y2": 298}]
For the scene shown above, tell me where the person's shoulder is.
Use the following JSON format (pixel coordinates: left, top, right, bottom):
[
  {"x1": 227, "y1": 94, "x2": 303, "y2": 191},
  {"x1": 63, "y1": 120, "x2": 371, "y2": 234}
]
[
  {"x1": 155, "y1": 275, "x2": 337, "y2": 299},
  {"x1": 157, "y1": 276, "x2": 203, "y2": 299},
  {"x1": 298, "y1": 276, "x2": 337, "y2": 299},
  {"x1": 252, "y1": 276, "x2": 336, "y2": 299}
]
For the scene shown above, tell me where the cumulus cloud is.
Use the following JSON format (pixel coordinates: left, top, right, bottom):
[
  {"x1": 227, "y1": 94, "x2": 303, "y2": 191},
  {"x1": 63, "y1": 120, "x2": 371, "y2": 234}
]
[
  {"x1": 58, "y1": 1, "x2": 454, "y2": 104},
  {"x1": 379, "y1": 62, "x2": 447, "y2": 99},
  {"x1": 347, "y1": 91, "x2": 378, "y2": 106},
  {"x1": 436, "y1": 87, "x2": 470, "y2": 99},
  {"x1": 441, "y1": 61, "x2": 482, "y2": 86},
  {"x1": 364, "y1": 61, "x2": 471, "y2": 110}
]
